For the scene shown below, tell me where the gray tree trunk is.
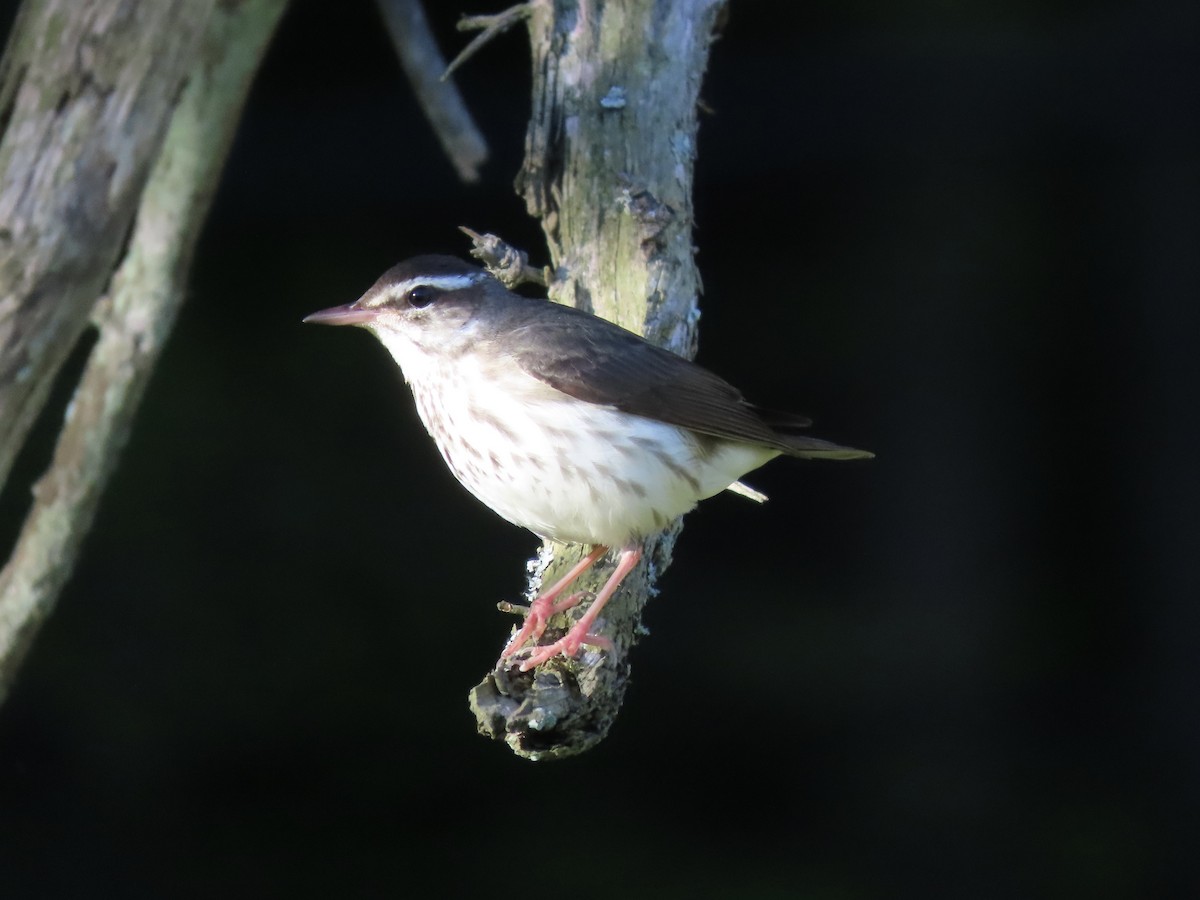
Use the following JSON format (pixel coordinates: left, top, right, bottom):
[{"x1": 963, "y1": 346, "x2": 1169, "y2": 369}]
[
  {"x1": 469, "y1": 0, "x2": 728, "y2": 759},
  {"x1": 0, "y1": 0, "x2": 287, "y2": 701}
]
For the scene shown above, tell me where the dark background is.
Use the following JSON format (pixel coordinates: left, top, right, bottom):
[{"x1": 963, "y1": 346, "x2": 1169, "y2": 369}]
[{"x1": 1, "y1": 1, "x2": 1196, "y2": 897}]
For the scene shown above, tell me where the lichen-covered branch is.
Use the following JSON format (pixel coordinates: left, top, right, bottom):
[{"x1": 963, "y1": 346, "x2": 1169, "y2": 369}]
[
  {"x1": 468, "y1": 0, "x2": 728, "y2": 759},
  {"x1": 0, "y1": 0, "x2": 287, "y2": 702},
  {"x1": 461, "y1": 226, "x2": 548, "y2": 288}
]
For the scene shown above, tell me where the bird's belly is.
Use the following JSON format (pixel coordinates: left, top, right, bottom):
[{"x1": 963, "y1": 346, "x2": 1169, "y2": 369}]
[{"x1": 410, "y1": 374, "x2": 776, "y2": 547}]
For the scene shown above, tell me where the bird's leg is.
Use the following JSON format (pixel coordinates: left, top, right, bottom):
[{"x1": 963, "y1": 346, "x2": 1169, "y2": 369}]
[
  {"x1": 502, "y1": 545, "x2": 609, "y2": 657},
  {"x1": 517, "y1": 545, "x2": 642, "y2": 671}
]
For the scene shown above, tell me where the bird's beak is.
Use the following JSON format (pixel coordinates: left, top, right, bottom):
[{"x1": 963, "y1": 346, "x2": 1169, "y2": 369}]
[{"x1": 302, "y1": 303, "x2": 378, "y2": 326}]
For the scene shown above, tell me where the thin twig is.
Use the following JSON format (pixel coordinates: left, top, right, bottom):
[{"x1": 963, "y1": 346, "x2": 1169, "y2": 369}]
[
  {"x1": 444, "y1": 4, "x2": 532, "y2": 81},
  {"x1": 375, "y1": 0, "x2": 489, "y2": 183}
]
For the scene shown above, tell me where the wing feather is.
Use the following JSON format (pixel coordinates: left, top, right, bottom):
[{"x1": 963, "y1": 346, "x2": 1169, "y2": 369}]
[{"x1": 506, "y1": 303, "x2": 807, "y2": 453}]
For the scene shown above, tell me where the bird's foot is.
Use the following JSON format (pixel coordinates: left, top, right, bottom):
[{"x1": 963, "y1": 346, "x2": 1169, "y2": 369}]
[
  {"x1": 501, "y1": 544, "x2": 640, "y2": 672},
  {"x1": 501, "y1": 591, "x2": 591, "y2": 658},
  {"x1": 515, "y1": 624, "x2": 613, "y2": 672}
]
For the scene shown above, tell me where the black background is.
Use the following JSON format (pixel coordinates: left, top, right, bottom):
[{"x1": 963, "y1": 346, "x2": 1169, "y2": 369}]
[{"x1": 1, "y1": 1, "x2": 1196, "y2": 897}]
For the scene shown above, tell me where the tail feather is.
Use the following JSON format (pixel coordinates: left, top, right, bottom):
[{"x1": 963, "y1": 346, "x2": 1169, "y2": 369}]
[
  {"x1": 747, "y1": 403, "x2": 873, "y2": 459},
  {"x1": 781, "y1": 435, "x2": 874, "y2": 460}
]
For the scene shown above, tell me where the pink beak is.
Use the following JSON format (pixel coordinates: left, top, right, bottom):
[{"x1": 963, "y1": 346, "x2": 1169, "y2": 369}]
[{"x1": 302, "y1": 303, "x2": 378, "y2": 326}]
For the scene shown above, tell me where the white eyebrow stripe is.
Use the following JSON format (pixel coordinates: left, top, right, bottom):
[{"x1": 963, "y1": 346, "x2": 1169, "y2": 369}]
[
  {"x1": 363, "y1": 273, "x2": 484, "y2": 308},
  {"x1": 395, "y1": 274, "x2": 482, "y2": 294}
]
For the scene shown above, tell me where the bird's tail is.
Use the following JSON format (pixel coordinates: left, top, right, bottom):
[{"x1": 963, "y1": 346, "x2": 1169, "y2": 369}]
[
  {"x1": 781, "y1": 435, "x2": 875, "y2": 460},
  {"x1": 747, "y1": 403, "x2": 873, "y2": 460}
]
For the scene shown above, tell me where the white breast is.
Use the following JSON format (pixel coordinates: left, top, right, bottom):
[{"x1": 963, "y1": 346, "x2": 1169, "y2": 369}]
[{"x1": 383, "y1": 336, "x2": 777, "y2": 547}]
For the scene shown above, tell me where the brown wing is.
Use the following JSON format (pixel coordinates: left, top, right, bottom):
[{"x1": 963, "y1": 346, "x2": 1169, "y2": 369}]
[{"x1": 504, "y1": 301, "x2": 867, "y2": 456}]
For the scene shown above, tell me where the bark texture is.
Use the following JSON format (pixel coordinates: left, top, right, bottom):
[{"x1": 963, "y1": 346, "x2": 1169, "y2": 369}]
[
  {"x1": 0, "y1": 0, "x2": 214, "y2": 495},
  {"x1": 469, "y1": 0, "x2": 727, "y2": 759},
  {"x1": 0, "y1": 0, "x2": 286, "y2": 701}
]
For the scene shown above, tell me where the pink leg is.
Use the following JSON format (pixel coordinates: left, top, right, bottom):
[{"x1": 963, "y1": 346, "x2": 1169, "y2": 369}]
[
  {"x1": 502, "y1": 545, "x2": 609, "y2": 658},
  {"x1": 517, "y1": 545, "x2": 642, "y2": 671}
]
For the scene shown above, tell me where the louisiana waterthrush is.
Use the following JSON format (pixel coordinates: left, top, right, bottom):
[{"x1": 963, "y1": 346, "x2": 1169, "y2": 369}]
[{"x1": 304, "y1": 255, "x2": 872, "y2": 669}]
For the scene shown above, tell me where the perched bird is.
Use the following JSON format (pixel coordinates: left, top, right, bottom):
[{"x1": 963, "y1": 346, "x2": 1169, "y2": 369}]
[{"x1": 304, "y1": 255, "x2": 872, "y2": 670}]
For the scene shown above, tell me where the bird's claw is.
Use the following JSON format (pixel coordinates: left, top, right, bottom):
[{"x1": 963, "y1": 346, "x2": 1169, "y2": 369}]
[
  {"x1": 501, "y1": 590, "x2": 593, "y2": 658},
  {"x1": 512, "y1": 626, "x2": 613, "y2": 671}
]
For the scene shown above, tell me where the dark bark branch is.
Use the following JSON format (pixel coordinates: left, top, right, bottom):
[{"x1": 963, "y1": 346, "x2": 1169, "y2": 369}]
[
  {"x1": 375, "y1": 0, "x2": 489, "y2": 183},
  {"x1": 468, "y1": 0, "x2": 728, "y2": 759},
  {"x1": 0, "y1": 0, "x2": 287, "y2": 702}
]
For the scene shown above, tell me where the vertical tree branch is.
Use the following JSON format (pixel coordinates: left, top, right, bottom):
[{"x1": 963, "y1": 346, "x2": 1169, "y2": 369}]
[
  {"x1": 0, "y1": 0, "x2": 216, "y2": 497},
  {"x1": 469, "y1": 0, "x2": 728, "y2": 758},
  {"x1": 0, "y1": 0, "x2": 287, "y2": 702}
]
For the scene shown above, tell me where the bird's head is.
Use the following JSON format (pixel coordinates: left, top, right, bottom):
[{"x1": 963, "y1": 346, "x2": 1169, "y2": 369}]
[{"x1": 303, "y1": 255, "x2": 499, "y2": 376}]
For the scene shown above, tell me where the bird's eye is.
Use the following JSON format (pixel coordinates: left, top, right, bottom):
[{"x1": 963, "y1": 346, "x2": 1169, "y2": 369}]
[{"x1": 406, "y1": 285, "x2": 437, "y2": 308}]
